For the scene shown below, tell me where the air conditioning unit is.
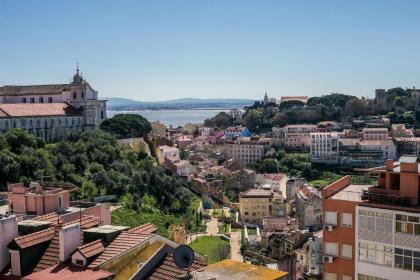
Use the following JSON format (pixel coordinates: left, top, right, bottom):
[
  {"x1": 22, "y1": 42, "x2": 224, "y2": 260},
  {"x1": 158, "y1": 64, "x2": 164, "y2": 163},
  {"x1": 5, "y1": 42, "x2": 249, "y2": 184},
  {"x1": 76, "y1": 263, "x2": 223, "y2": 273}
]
[
  {"x1": 323, "y1": 224, "x2": 334, "y2": 231},
  {"x1": 323, "y1": 255, "x2": 334, "y2": 263}
]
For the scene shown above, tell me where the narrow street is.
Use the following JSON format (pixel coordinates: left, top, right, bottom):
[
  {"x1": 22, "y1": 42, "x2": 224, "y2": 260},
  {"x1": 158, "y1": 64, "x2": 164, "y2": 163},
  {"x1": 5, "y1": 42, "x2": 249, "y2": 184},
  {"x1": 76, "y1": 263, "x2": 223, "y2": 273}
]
[{"x1": 230, "y1": 231, "x2": 242, "y2": 261}]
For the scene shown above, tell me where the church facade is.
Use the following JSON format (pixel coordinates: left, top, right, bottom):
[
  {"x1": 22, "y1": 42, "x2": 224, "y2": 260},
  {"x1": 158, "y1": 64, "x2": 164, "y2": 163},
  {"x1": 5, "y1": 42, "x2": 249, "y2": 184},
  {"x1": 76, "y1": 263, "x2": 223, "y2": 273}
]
[{"x1": 0, "y1": 68, "x2": 107, "y2": 141}]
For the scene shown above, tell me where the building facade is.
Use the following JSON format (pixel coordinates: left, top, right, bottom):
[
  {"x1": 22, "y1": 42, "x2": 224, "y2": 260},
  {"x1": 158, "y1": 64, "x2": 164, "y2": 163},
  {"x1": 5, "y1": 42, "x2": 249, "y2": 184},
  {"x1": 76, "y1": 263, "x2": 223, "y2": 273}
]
[
  {"x1": 0, "y1": 68, "x2": 107, "y2": 141},
  {"x1": 273, "y1": 125, "x2": 317, "y2": 150},
  {"x1": 239, "y1": 189, "x2": 285, "y2": 225},
  {"x1": 295, "y1": 184, "x2": 322, "y2": 231},
  {"x1": 225, "y1": 137, "x2": 270, "y2": 165}
]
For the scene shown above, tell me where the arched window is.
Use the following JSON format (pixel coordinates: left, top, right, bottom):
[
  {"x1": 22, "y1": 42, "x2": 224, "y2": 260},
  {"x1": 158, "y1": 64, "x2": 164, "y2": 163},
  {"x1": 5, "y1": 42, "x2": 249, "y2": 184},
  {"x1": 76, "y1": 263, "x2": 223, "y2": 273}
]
[
  {"x1": 48, "y1": 97, "x2": 53, "y2": 103},
  {"x1": 81, "y1": 91, "x2": 85, "y2": 98},
  {"x1": 39, "y1": 97, "x2": 44, "y2": 103},
  {"x1": 73, "y1": 92, "x2": 77, "y2": 99}
]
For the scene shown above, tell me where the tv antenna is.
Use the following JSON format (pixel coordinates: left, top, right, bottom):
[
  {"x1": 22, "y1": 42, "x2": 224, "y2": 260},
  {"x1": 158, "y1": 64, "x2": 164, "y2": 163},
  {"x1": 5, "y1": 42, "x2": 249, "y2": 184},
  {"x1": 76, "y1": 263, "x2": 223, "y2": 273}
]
[{"x1": 173, "y1": 245, "x2": 194, "y2": 280}]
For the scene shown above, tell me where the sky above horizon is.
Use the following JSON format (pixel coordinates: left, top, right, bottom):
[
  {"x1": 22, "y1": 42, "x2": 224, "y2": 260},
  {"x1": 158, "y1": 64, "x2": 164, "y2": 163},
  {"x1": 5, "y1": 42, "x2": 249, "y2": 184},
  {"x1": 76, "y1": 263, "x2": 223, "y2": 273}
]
[{"x1": 1, "y1": 0, "x2": 420, "y2": 101}]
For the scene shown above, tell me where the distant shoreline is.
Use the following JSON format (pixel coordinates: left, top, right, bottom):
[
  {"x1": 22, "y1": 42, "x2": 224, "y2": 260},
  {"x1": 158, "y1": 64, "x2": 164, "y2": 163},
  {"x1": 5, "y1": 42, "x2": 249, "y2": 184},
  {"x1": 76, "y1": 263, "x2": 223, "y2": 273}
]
[{"x1": 107, "y1": 107, "x2": 242, "y2": 112}]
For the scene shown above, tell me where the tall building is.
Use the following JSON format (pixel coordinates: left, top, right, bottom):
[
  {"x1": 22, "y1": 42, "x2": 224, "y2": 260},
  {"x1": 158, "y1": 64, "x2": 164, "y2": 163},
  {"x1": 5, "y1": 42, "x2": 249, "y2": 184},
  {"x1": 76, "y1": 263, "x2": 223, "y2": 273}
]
[
  {"x1": 0, "y1": 67, "x2": 107, "y2": 141},
  {"x1": 322, "y1": 155, "x2": 420, "y2": 280},
  {"x1": 322, "y1": 176, "x2": 373, "y2": 280},
  {"x1": 355, "y1": 156, "x2": 420, "y2": 279}
]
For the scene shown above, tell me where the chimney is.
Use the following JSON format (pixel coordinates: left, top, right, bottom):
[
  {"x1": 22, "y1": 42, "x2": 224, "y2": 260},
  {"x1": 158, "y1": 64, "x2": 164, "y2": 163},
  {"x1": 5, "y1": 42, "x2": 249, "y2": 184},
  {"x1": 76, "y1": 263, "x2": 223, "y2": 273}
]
[
  {"x1": 59, "y1": 223, "x2": 81, "y2": 262},
  {"x1": 385, "y1": 159, "x2": 394, "y2": 171}
]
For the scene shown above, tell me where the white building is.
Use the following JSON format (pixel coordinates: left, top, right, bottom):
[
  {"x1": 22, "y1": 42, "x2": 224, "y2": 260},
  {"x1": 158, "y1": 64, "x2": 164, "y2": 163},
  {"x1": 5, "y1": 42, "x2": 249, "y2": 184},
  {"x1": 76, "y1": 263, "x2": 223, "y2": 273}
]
[
  {"x1": 255, "y1": 173, "x2": 287, "y2": 193},
  {"x1": 356, "y1": 205, "x2": 420, "y2": 280},
  {"x1": 0, "y1": 67, "x2": 107, "y2": 141},
  {"x1": 157, "y1": 145, "x2": 180, "y2": 164},
  {"x1": 310, "y1": 132, "x2": 340, "y2": 164},
  {"x1": 225, "y1": 137, "x2": 270, "y2": 165},
  {"x1": 308, "y1": 231, "x2": 323, "y2": 277}
]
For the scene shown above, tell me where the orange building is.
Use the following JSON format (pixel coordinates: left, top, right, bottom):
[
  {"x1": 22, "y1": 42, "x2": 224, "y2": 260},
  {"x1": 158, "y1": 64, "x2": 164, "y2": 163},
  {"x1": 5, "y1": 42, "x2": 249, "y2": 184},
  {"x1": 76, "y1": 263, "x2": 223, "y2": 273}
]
[{"x1": 322, "y1": 176, "x2": 373, "y2": 280}]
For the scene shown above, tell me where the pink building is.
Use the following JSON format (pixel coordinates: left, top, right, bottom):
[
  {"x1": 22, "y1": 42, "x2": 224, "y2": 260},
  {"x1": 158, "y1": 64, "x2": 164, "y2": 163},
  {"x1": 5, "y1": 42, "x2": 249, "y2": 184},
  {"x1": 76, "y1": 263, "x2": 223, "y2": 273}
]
[
  {"x1": 362, "y1": 127, "x2": 389, "y2": 140},
  {"x1": 8, "y1": 182, "x2": 76, "y2": 216}
]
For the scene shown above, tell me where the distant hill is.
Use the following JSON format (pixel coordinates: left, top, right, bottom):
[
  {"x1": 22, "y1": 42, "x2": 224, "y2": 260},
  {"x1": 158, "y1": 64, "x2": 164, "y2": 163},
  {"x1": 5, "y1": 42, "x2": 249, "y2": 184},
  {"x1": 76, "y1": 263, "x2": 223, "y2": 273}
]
[{"x1": 106, "y1": 97, "x2": 255, "y2": 110}]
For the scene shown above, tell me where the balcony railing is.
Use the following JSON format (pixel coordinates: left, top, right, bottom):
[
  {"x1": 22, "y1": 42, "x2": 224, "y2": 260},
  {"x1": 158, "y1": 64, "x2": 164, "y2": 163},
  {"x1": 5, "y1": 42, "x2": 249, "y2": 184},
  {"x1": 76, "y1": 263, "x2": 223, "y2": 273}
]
[{"x1": 362, "y1": 189, "x2": 414, "y2": 207}]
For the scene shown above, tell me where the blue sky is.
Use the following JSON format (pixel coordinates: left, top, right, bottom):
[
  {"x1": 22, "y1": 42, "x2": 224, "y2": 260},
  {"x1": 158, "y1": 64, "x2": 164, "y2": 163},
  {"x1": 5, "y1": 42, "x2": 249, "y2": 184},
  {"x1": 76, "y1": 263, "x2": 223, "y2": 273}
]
[{"x1": 1, "y1": 0, "x2": 420, "y2": 101}]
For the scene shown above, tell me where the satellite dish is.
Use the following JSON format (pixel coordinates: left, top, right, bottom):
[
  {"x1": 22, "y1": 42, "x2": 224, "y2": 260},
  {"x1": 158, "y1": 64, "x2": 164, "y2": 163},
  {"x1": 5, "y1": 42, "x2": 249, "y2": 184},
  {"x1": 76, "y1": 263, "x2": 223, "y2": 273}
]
[{"x1": 173, "y1": 245, "x2": 194, "y2": 269}]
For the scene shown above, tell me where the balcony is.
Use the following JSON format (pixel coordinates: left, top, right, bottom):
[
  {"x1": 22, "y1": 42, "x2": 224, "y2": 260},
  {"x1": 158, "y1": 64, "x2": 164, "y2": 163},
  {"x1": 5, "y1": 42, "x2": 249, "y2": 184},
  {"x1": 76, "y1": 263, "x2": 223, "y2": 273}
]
[{"x1": 362, "y1": 187, "x2": 418, "y2": 208}]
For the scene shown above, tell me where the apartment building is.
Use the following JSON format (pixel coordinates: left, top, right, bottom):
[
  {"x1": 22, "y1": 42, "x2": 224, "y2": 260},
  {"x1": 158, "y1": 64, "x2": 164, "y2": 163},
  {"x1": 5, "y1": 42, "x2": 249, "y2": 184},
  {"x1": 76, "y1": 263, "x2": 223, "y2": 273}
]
[
  {"x1": 239, "y1": 189, "x2": 285, "y2": 225},
  {"x1": 355, "y1": 156, "x2": 420, "y2": 280},
  {"x1": 310, "y1": 132, "x2": 340, "y2": 164},
  {"x1": 362, "y1": 128, "x2": 389, "y2": 141},
  {"x1": 322, "y1": 176, "x2": 373, "y2": 280},
  {"x1": 310, "y1": 132, "x2": 396, "y2": 167},
  {"x1": 272, "y1": 125, "x2": 317, "y2": 150},
  {"x1": 224, "y1": 136, "x2": 270, "y2": 165}
]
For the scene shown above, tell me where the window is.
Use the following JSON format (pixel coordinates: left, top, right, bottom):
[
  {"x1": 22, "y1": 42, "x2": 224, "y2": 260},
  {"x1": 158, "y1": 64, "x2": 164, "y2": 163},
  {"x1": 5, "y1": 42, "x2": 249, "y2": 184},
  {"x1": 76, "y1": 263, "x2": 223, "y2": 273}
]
[
  {"x1": 22, "y1": 97, "x2": 27, "y2": 103},
  {"x1": 342, "y1": 276, "x2": 352, "y2": 280},
  {"x1": 325, "y1": 211, "x2": 338, "y2": 225},
  {"x1": 48, "y1": 97, "x2": 53, "y2": 103},
  {"x1": 359, "y1": 242, "x2": 392, "y2": 266},
  {"x1": 341, "y1": 244, "x2": 352, "y2": 259},
  {"x1": 325, "y1": 242, "x2": 338, "y2": 256},
  {"x1": 395, "y1": 247, "x2": 420, "y2": 272},
  {"x1": 39, "y1": 97, "x2": 44, "y2": 103},
  {"x1": 81, "y1": 91, "x2": 85, "y2": 98},
  {"x1": 101, "y1": 110, "x2": 104, "y2": 119},
  {"x1": 324, "y1": 273, "x2": 337, "y2": 280},
  {"x1": 341, "y1": 213, "x2": 352, "y2": 227},
  {"x1": 75, "y1": 259, "x2": 84, "y2": 266},
  {"x1": 30, "y1": 97, "x2": 35, "y2": 103},
  {"x1": 357, "y1": 274, "x2": 389, "y2": 280},
  {"x1": 396, "y1": 214, "x2": 420, "y2": 235},
  {"x1": 73, "y1": 92, "x2": 77, "y2": 99}
]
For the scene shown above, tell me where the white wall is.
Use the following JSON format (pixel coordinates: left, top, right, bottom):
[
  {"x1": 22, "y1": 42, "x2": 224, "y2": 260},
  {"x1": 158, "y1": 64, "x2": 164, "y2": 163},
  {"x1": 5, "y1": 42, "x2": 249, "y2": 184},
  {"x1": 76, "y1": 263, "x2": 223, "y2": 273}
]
[
  {"x1": 0, "y1": 216, "x2": 18, "y2": 272},
  {"x1": 59, "y1": 223, "x2": 81, "y2": 262}
]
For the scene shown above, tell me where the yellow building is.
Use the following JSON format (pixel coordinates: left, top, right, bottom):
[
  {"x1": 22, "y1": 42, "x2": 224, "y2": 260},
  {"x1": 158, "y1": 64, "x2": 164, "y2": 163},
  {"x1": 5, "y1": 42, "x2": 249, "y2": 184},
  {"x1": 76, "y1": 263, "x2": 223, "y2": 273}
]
[{"x1": 239, "y1": 189, "x2": 285, "y2": 225}]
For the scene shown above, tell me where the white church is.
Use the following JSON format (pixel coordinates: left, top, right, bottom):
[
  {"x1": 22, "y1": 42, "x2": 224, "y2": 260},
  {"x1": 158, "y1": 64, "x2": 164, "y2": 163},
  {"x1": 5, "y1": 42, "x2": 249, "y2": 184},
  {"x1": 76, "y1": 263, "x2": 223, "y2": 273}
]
[{"x1": 0, "y1": 67, "x2": 107, "y2": 141}]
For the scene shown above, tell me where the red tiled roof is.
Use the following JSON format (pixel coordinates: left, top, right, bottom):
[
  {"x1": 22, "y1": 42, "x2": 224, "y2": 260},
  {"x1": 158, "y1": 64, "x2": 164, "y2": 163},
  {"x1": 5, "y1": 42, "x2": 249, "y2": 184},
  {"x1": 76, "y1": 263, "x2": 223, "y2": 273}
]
[
  {"x1": 65, "y1": 215, "x2": 102, "y2": 229},
  {"x1": 146, "y1": 254, "x2": 207, "y2": 280},
  {"x1": 0, "y1": 103, "x2": 81, "y2": 117},
  {"x1": 128, "y1": 223, "x2": 158, "y2": 235},
  {"x1": 77, "y1": 240, "x2": 105, "y2": 259},
  {"x1": 88, "y1": 232, "x2": 151, "y2": 268},
  {"x1": 14, "y1": 227, "x2": 55, "y2": 249},
  {"x1": 33, "y1": 216, "x2": 101, "y2": 273},
  {"x1": 24, "y1": 263, "x2": 113, "y2": 280},
  {"x1": 32, "y1": 213, "x2": 62, "y2": 225}
]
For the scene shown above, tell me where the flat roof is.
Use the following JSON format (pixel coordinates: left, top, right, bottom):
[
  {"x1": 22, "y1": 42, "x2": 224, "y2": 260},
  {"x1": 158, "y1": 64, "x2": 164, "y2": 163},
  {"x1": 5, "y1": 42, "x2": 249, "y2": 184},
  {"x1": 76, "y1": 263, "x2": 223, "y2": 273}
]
[
  {"x1": 18, "y1": 220, "x2": 52, "y2": 227},
  {"x1": 193, "y1": 259, "x2": 288, "y2": 280},
  {"x1": 330, "y1": 184, "x2": 372, "y2": 202}
]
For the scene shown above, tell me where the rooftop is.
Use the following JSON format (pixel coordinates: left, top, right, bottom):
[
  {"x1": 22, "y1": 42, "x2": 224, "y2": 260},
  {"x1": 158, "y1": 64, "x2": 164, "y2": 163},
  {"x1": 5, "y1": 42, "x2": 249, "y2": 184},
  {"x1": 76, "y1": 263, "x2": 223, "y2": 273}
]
[
  {"x1": 77, "y1": 239, "x2": 105, "y2": 259},
  {"x1": 330, "y1": 184, "x2": 371, "y2": 202},
  {"x1": 83, "y1": 225, "x2": 129, "y2": 234},
  {"x1": 0, "y1": 103, "x2": 81, "y2": 117},
  {"x1": 193, "y1": 259, "x2": 288, "y2": 280},
  {"x1": 241, "y1": 189, "x2": 282, "y2": 198},
  {"x1": 128, "y1": 223, "x2": 158, "y2": 235},
  {"x1": 145, "y1": 254, "x2": 207, "y2": 280},
  {"x1": 89, "y1": 231, "x2": 153, "y2": 268},
  {"x1": 0, "y1": 84, "x2": 68, "y2": 96},
  {"x1": 24, "y1": 263, "x2": 113, "y2": 280}
]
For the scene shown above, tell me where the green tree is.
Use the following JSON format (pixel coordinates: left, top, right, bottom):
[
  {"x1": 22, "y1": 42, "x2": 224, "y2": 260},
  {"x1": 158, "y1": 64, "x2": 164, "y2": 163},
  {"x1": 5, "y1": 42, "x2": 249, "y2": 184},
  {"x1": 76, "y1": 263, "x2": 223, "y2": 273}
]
[
  {"x1": 243, "y1": 109, "x2": 263, "y2": 129},
  {"x1": 100, "y1": 114, "x2": 151, "y2": 139},
  {"x1": 258, "y1": 158, "x2": 279, "y2": 173}
]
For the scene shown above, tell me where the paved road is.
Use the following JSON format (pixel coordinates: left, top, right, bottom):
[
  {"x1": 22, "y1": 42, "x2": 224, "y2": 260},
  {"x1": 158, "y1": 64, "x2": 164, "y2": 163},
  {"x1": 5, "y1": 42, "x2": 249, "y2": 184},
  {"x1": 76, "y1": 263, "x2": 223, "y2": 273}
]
[{"x1": 230, "y1": 231, "x2": 242, "y2": 261}]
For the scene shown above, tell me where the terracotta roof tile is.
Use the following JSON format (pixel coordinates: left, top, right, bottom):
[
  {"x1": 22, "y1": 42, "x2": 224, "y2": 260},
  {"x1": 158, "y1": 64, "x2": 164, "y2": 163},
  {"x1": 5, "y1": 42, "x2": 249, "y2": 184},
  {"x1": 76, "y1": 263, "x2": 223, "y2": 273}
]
[
  {"x1": 64, "y1": 215, "x2": 102, "y2": 229},
  {"x1": 24, "y1": 263, "x2": 113, "y2": 280},
  {"x1": 77, "y1": 240, "x2": 105, "y2": 259},
  {"x1": 0, "y1": 84, "x2": 68, "y2": 96},
  {"x1": 0, "y1": 103, "x2": 81, "y2": 117},
  {"x1": 147, "y1": 254, "x2": 207, "y2": 280},
  {"x1": 88, "y1": 232, "x2": 151, "y2": 268},
  {"x1": 32, "y1": 213, "x2": 62, "y2": 225},
  {"x1": 127, "y1": 223, "x2": 158, "y2": 235},
  {"x1": 14, "y1": 227, "x2": 55, "y2": 249}
]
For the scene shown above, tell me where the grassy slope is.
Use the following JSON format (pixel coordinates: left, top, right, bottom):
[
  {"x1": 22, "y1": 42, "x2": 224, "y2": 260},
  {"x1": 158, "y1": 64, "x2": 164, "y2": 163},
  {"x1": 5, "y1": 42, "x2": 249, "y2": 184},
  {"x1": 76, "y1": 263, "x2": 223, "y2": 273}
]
[{"x1": 189, "y1": 236, "x2": 230, "y2": 264}]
